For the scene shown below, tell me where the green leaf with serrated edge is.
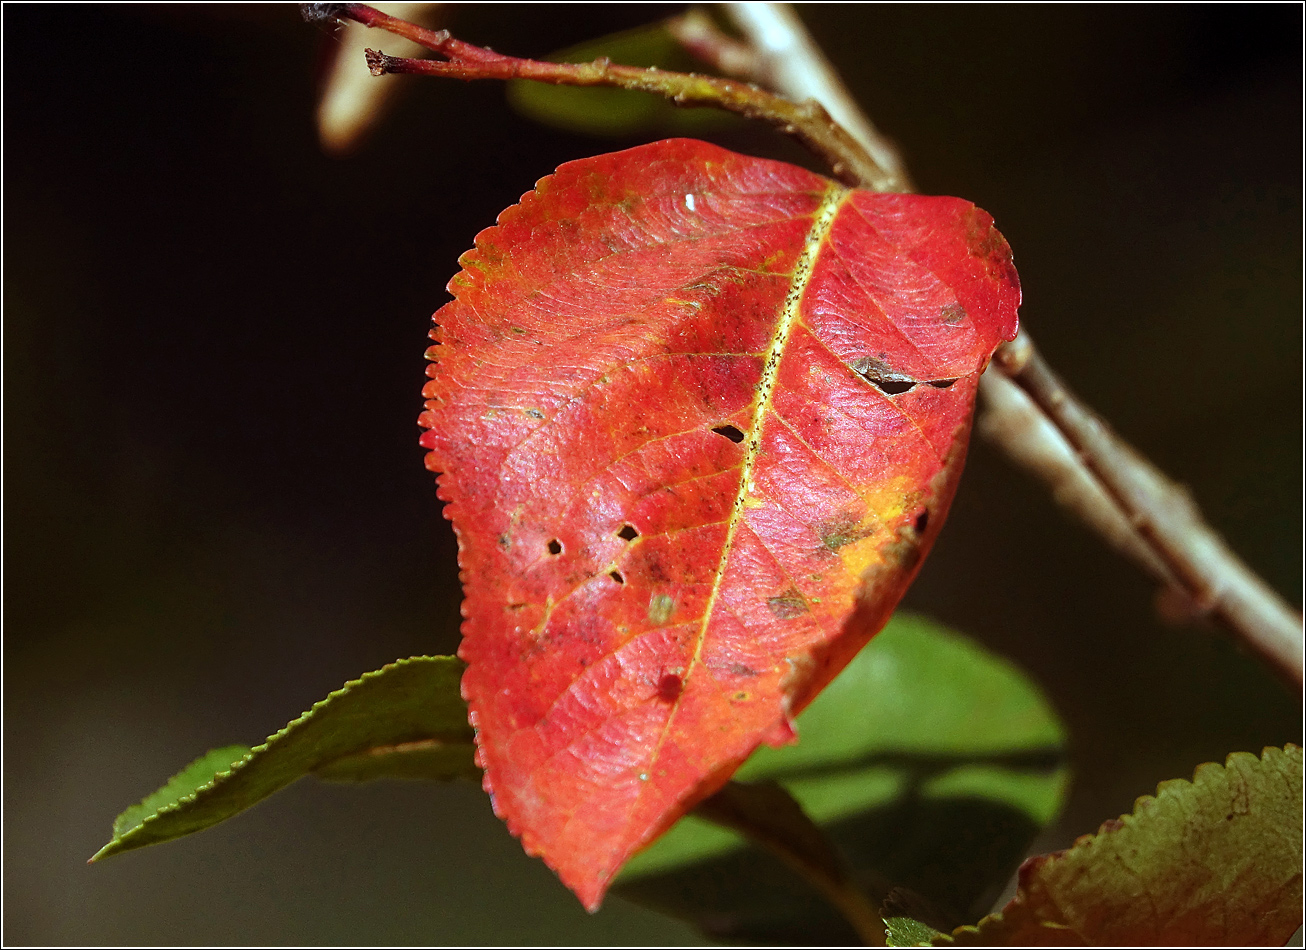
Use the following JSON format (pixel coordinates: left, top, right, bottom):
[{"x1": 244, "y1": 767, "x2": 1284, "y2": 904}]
[
  {"x1": 881, "y1": 885, "x2": 958, "y2": 945},
  {"x1": 614, "y1": 613, "x2": 1069, "y2": 945},
  {"x1": 92, "y1": 656, "x2": 470, "y2": 862},
  {"x1": 506, "y1": 22, "x2": 736, "y2": 137},
  {"x1": 885, "y1": 916, "x2": 946, "y2": 948},
  {"x1": 112, "y1": 745, "x2": 251, "y2": 840},
  {"x1": 935, "y1": 744, "x2": 1303, "y2": 947}
]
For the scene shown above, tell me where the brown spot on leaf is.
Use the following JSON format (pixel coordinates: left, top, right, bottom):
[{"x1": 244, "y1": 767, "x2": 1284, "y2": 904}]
[
  {"x1": 940, "y1": 303, "x2": 967, "y2": 325},
  {"x1": 817, "y1": 515, "x2": 875, "y2": 552},
  {"x1": 851, "y1": 355, "x2": 893, "y2": 378},
  {"x1": 767, "y1": 592, "x2": 810, "y2": 619},
  {"x1": 880, "y1": 535, "x2": 922, "y2": 574}
]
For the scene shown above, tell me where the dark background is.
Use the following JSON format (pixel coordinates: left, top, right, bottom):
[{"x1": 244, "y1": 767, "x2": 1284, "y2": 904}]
[{"x1": 5, "y1": 4, "x2": 1300, "y2": 944}]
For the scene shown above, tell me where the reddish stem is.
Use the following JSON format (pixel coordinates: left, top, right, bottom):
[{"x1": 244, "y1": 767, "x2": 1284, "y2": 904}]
[{"x1": 307, "y1": 2, "x2": 901, "y2": 192}]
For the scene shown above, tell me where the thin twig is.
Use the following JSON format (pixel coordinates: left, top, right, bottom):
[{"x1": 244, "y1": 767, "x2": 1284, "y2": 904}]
[
  {"x1": 993, "y1": 333, "x2": 1304, "y2": 686},
  {"x1": 301, "y1": 2, "x2": 899, "y2": 191},
  {"x1": 975, "y1": 370, "x2": 1223, "y2": 630},
  {"x1": 315, "y1": 2, "x2": 444, "y2": 154},
  {"x1": 976, "y1": 371, "x2": 1177, "y2": 581},
  {"x1": 720, "y1": 4, "x2": 913, "y2": 192}
]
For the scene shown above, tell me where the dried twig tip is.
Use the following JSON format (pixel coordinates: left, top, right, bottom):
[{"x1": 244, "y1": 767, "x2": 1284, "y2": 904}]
[{"x1": 363, "y1": 48, "x2": 391, "y2": 76}]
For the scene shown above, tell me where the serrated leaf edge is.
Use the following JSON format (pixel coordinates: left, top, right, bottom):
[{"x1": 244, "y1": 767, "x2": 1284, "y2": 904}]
[
  {"x1": 109, "y1": 743, "x2": 252, "y2": 839},
  {"x1": 92, "y1": 655, "x2": 464, "y2": 861},
  {"x1": 933, "y1": 744, "x2": 1303, "y2": 945}
]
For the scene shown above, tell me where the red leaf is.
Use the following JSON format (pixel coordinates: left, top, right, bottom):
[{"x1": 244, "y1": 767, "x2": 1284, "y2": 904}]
[{"x1": 419, "y1": 139, "x2": 1019, "y2": 909}]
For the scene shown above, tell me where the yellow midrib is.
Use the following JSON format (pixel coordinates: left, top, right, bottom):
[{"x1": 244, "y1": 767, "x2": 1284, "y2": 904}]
[
  {"x1": 688, "y1": 182, "x2": 851, "y2": 674},
  {"x1": 614, "y1": 182, "x2": 851, "y2": 878}
]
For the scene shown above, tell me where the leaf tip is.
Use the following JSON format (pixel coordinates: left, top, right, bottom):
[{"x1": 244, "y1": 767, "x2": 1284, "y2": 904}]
[{"x1": 88, "y1": 838, "x2": 124, "y2": 864}]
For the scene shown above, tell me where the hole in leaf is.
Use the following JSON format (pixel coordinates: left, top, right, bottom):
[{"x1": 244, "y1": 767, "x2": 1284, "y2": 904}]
[
  {"x1": 609, "y1": 570, "x2": 624, "y2": 584},
  {"x1": 617, "y1": 524, "x2": 639, "y2": 542},
  {"x1": 547, "y1": 539, "x2": 562, "y2": 555},
  {"x1": 712, "y1": 424, "x2": 745, "y2": 444},
  {"x1": 850, "y1": 356, "x2": 917, "y2": 395},
  {"x1": 874, "y1": 378, "x2": 916, "y2": 395},
  {"x1": 928, "y1": 378, "x2": 958, "y2": 389},
  {"x1": 914, "y1": 509, "x2": 930, "y2": 535}
]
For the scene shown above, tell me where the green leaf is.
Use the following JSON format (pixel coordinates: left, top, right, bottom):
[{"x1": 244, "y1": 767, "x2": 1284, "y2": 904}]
[
  {"x1": 881, "y1": 887, "x2": 956, "y2": 947},
  {"x1": 506, "y1": 22, "x2": 737, "y2": 138},
  {"x1": 92, "y1": 655, "x2": 472, "y2": 862},
  {"x1": 615, "y1": 613, "x2": 1069, "y2": 945},
  {"x1": 313, "y1": 738, "x2": 477, "y2": 783},
  {"x1": 111, "y1": 745, "x2": 251, "y2": 840},
  {"x1": 938, "y1": 744, "x2": 1303, "y2": 946},
  {"x1": 885, "y1": 915, "x2": 947, "y2": 948}
]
